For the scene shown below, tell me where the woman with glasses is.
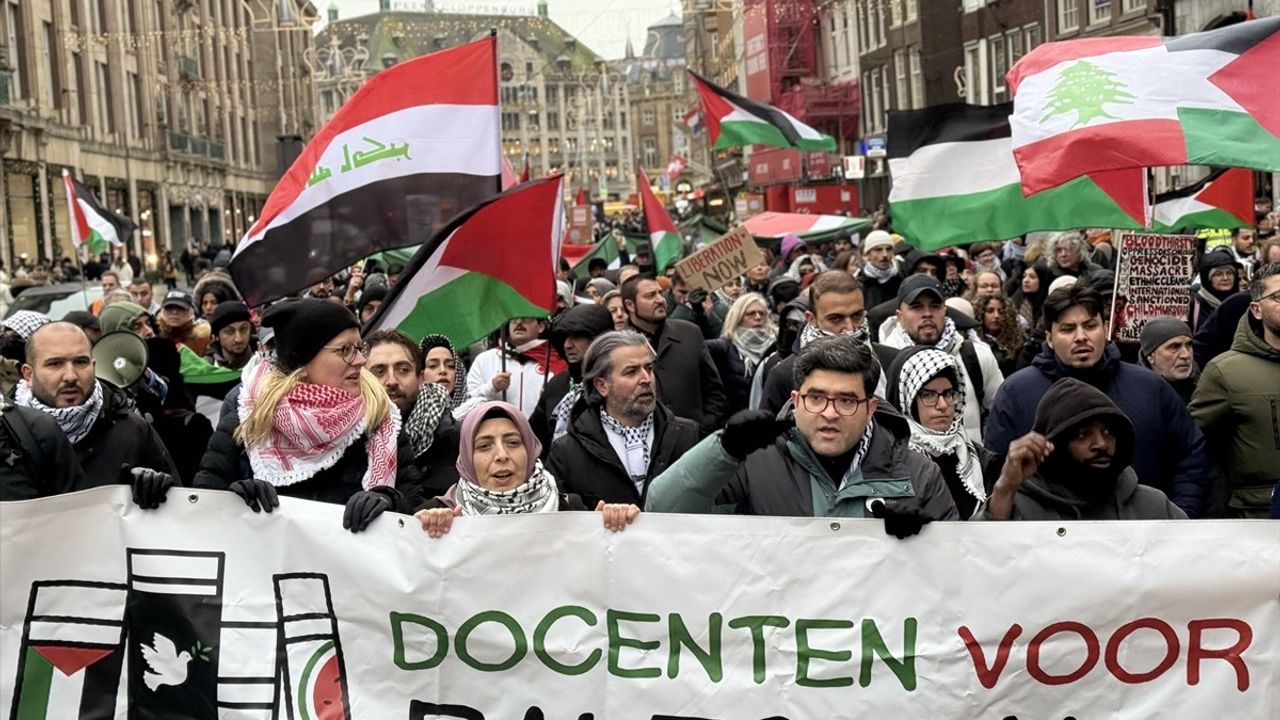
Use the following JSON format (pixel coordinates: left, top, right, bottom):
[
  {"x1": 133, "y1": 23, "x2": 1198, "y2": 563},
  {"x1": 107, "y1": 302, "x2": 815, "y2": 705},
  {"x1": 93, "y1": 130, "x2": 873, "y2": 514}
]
[
  {"x1": 195, "y1": 299, "x2": 413, "y2": 532},
  {"x1": 885, "y1": 346, "x2": 999, "y2": 519},
  {"x1": 708, "y1": 293, "x2": 778, "y2": 417}
]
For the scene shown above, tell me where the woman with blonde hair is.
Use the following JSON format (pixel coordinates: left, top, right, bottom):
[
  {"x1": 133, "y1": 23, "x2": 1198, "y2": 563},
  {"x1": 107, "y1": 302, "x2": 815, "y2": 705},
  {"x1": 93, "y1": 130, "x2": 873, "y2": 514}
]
[
  {"x1": 194, "y1": 299, "x2": 411, "y2": 532},
  {"x1": 707, "y1": 292, "x2": 777, "y2": 416}
]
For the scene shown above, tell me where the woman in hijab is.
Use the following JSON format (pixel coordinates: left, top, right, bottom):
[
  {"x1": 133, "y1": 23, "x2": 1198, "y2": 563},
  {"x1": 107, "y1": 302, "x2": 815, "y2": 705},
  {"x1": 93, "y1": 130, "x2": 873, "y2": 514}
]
[
  {"x1": 194, "y1": 299, "x2": 411, "y2": 532},
  {"x1": 419, "y1": 334, "x2": 468, "y2": 410},
  {"x1": 415, "y1": 401, "x2": 639, "y2": 536},
  {"x1": 707, "y1": 293, "x2": 777, "y2": 417},
  {"x1": 1190, "y1": 251, "x2": 1242, "y2": 330},
  {"x1": 885, "y1": 347, "x2": 999, "y2": 520}
]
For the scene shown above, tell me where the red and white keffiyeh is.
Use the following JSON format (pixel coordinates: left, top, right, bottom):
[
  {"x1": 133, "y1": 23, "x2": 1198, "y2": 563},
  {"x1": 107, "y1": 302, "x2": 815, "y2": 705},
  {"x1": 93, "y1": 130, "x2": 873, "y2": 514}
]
[{"x1": 238, "y1": 360, "x2": 400, "y2": 489}]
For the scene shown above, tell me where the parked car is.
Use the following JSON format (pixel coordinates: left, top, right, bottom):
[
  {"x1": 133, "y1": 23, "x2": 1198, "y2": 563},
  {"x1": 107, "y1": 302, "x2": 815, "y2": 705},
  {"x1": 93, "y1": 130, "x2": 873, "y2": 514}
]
[{"x1": 5, "y1": 284, "x2": 104, "y2": 320}]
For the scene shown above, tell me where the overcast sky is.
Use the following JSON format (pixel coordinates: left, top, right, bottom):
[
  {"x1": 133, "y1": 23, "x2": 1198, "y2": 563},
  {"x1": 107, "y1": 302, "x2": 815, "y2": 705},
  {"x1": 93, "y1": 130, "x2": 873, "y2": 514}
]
[{"x1": 322, "y1": 0, "x2": 680, "y2": 60}]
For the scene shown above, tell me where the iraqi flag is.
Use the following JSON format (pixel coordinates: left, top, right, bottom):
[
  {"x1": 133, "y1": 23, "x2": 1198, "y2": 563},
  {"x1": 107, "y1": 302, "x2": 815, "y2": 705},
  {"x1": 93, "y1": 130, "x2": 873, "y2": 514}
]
[
  {"x1": 61, "y1": 169, "x2": 136, "y2": 255},
  {"x1": 230, "y1": 36, "x2": 502, "y2": 306},
  {"x1": 1008, "y1": 16, "x2": 1280, "y2": 194},
  {"x1": 366, "y1": 175, "x2": 564, "y2": 348},
  {"x1": 888, "y1": 104, "x2": 1147, "y2": 250},
  {"x1": 637, "y1": 167, "x2": 683, "y2": 272},
  {"x1": 1152, "y1": 168, "x2": 1255, "y2": 234},
  {"x1": 688, "y1": 71, "x2": 835, "y2": 152}
]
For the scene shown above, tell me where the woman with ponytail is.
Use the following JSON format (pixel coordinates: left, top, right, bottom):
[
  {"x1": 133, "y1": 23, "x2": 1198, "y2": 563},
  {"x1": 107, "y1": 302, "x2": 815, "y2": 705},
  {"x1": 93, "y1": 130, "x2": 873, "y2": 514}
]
[{"x1": 194, "y1": 299, "x2": 412, "y2": 532}]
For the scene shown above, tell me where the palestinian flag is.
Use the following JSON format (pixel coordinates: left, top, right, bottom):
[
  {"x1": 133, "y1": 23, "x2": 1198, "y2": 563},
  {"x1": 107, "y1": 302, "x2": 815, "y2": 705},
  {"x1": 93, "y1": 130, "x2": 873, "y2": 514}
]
[
  {"x1": 229, "y1": 36, "x2": 502, "y2": 306},
  {"x1": 1007, "y1": 16, "x2": 1280, "y2": 193},
  {"x1": 570, "y1": 235, "x2": 622, "y2": 278},
  {"x1": 178, "y1": 345, "x2": 241, "y2": 386},
  {"x1": 366, "y1": 175, "x2": 564, "y2": 348},
  {"x1": 888, "y1": 104, "x2": 1147, "y2": 250},
  {"x1": 1151, "y1": 168, "x2": 1255, "y2": 233},
  {"x1": 688, "y1": 71, "x2": 836, "y2": 152},
  {"x1": 61, "y1": 169, "x2": 136, "y2": 256},
  {"x1": 637, "y1": 167, "x2": 683, "y2": 272}
]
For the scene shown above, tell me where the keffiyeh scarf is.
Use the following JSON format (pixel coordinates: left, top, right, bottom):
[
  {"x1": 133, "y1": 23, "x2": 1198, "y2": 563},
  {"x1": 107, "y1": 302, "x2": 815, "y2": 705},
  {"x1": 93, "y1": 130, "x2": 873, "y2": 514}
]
[
  {"x1": 403, "y1": 382, "x2": 450, "y2": 458},
  {"x1": 550, "y1": 382, "x2": 582, "y2": 442},
  {"x1": 455, "y1": 460, "x2": 560, "y2": 515},
  {"x1": 600, "y1": 410, "x2": 655, "y2": 489},
  {"x1": 861, "y1": 262, "x2": 899, "y2": 283},
  {"x1": 238, "y1": 360, "x2": 400, "y2": 489},
  {"x1": 799, "y1": 321, "x2": 870, "y2": 349},
  {"x1": 896, "y1": 349, "x2": 985, "y2": 503},
  {"x1": 886, "y1": 316, "x2": 959, "y2": 352},
  {"x1": 15, "y1": 379, "x2": 103, "y2": 445},
  {"x1": 731, "y1": 327, "x2": 776, "y2": 376}
]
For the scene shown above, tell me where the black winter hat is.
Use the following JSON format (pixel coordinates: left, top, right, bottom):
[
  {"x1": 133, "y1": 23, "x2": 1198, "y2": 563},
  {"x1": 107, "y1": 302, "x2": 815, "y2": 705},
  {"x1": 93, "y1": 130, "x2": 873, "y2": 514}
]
[
  {"x1": 551, "y1": 304, "x2": 614, "y2": 362},
  {"x1": 357, "y1": 285, "x2": 389, "y2": 317},
  {"x1": 1032, "y1": 377, "x2": 1135, "y2": 472},
  {"x1": 210, "y1": 301, "x2": 251, "y2": 336},
  {"x1": 261, "y1": 298, "x2": 359, "y2": 373}
]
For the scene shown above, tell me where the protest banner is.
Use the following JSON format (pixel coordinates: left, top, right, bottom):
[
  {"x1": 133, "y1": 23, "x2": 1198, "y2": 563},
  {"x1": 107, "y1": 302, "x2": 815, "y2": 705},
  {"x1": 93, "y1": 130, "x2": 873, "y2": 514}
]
[
  {"x1": 1110, "y1": 232, "x2": 1198, "y2": 344},
  {"x1": 673, "y1": 226, "x2": 765, "y2": 291},
  {"x1": 2, "y1": 487, "x2": 1277, "y2": 719}
]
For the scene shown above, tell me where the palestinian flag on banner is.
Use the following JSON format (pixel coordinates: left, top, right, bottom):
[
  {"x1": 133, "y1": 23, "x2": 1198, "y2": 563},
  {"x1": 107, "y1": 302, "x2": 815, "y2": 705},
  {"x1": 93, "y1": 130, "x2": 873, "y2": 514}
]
[
  {"x1": 1151, "y1": 168, "x2": 1255, "y2": 234},
  {"x1": 888, "y1": 104, "x2": 1147, "y2": 250},
  {"x1": 230, "y1": 36, "x2": 502, "y2": 306},
  {"x1": 688, "y1": 71, "x2": 836, "y2": 152},
  {"x1": 61, "y1": 169, "x2": 136, "y2": 255},
  {"x1": 1007, "y1": 16, "x2": 1280, "y2": 193},
  {"x1": 637, "y1": 167, "x2": 683, "y2": 272},
  {"x1": 366, "y1": 175, "x2": 564, "y2": 347}
]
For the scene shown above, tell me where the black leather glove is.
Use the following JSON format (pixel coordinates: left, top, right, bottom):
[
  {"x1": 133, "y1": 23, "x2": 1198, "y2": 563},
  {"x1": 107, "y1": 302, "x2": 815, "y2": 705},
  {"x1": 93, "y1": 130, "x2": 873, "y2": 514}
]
[
  {"x1": 720, "y1": 409, "x2": 789, "y2": 460},
  {"x1": 230, "y1": 478, "x2": 279, "y2": 513},
  {"x1": 869, "y1": 499, "x2": 933, "y2": 540},
  {"x1": 128, "y1": 466, "x2": 176, "y2": 510},
  {"x1": 343, "y1": 489, "x2": 394, "y2": 532}
]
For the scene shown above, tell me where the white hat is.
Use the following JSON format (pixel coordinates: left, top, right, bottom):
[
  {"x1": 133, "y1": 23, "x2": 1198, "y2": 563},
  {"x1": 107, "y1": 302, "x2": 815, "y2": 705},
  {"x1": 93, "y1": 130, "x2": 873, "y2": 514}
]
[
  {"x1": 1048, "y1": 275, "x2": 1078, "y2": 295},
  {"x1": 863, "y1": 230, "x2": 894, "y2": 253},
  {"x1": 945, "y1": 297, "x2": 975, "y2": 319}
]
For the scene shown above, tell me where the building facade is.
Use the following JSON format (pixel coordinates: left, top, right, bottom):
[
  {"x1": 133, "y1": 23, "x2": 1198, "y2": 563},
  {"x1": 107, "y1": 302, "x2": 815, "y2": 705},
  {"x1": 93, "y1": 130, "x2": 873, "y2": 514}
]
[
  {"x1": 620, "y1": 14, "x2": 689, "y2": 190},
  {"x1": 960, "y1": 0, "x2": 1046, "y2": 106},
  {"x1": 0, "y1": 0, "x2": 316, "y2": 269}
]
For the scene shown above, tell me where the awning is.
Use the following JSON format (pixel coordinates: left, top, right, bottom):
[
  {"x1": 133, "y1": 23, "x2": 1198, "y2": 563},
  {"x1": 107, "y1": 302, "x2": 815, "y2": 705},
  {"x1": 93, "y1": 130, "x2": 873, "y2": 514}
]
[{"x1": 742, "y1": 212, "x2": 872, "y2": 242}]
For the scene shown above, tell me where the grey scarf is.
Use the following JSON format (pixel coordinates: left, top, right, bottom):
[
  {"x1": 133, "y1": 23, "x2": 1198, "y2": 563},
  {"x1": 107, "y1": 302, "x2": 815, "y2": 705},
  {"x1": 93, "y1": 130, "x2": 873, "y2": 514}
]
[{"x1": 732, "y1": 328, "x2": 776, "y2": 375}]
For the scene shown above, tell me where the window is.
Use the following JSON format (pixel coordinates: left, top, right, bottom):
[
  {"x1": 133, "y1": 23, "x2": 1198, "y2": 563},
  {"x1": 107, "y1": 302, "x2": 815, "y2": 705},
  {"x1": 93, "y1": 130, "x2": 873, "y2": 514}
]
[
  {"x1": 910, "y1": 47, "x2": 924, "y2": 108},
  {"x1": 128, "y1": 72, "x2": 142, "y2": 138},
  {"x1": 1122, "y1": 0, "x2": 1145, "y2": 12},
  {"x1": 1058, "y1": 0, "x2": 1079, "y2": 33},
  {"x1": 546, "y1": 111, "x2": 559, "y2": 130},
  {"x1": 545, "y1": 84, "x2": 558, "y2": 103},
  {"x1": 894, "y1": 49, "x2": 908, "y2": 110},
  {"x1": 889, "y1": 0, "x2": 903, "y2": 27},
  {"x1": 642, "y1": 107, "x2": 655, "y2": 125},
  {"x1": 95, "y1": 0, "x2": 107, "y2": 34},
  {"x1": 881, "y1": 65, "x2": 892, "y2": 126},
  {"x1": 1007, "y1": 30, "x2": 1025, "y2": 67},
  {"x1": 1024, "y1": 23, "x2": 1042, "y2": 53},
  {"x1": 1091, "y1": 0, "x2": 1112, "y2": 24},
  {"x1": 501, "y1": 112, "x2": 520, "y2": 131},
  {"x1": 43, "y1": 21, "x2": 62, "y2": 109},
  {"x1": 963, "y1": 0, "x2": 985, "y2": 11},
  {"x1": 964, "y1": 42, "x2": 984, "y2": 104},
  {"x1": 96, "y1": 61, "x2": 113, "y2": 133},
  {"x1": 74, "y1": 53, "x2": 87, "y2": 123},
  {"x1": 866, "y1": 69, "x2": 882, "y2": 133},
  {"x1": 991, "y1": 34, "x2": 1008, "y2": 97},
  {"x1": 856, "y1": 1, "x2": 868, "y2": 53},
  {"x1": 123, "y1": 0, "x2": 135, "y2": 37},
  {"x1": 905, "y1": 0, "x2": 918, "y2": 22},
  {"x1": 642, "y1": 137, "x2": 657, "y2": 168},
  {"x1": 5, "y1": 1, "x2": 24, "y2": 99},
  {"x1": 870, "y1": 1, "x2": 884, "y2": 48},
  {"x1": 842, "y1": 11, "x2": 854, "y2": 69},
  {"x1": 826, "y1": 16, "x2": 837, "y2": 74}
]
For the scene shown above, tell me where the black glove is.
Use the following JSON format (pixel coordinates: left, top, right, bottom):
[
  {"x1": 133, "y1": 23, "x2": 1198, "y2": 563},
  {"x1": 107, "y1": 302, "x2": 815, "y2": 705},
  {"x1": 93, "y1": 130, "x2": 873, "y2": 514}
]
[
  {"x1": 230, "y1": 478, "x2": 279, "y2": 513},
  {"x1": 128, "y1": 466, "x2": 176, "y2": 510},
  {"x1": 688, "y1": 289, "x2": 709, "y2": 315},
  {"x1": 720, "y1": 409, "x2": 789, "y2": 460},
  {"x1": 869, "y1": 499, "x2": 933, "y2": 540},
  {"x1": 343, "y1": 490, "x2": 394, "y2": 532}
]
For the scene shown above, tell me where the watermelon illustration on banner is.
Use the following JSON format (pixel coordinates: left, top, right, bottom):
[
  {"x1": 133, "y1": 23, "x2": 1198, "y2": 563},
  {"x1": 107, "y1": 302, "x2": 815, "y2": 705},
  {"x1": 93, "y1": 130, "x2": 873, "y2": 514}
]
[
  {"x1": 636, "y1": 167, "x2": 682, "y2": 273},
  {"x1": 274, "y1": 574, "x2": 351, "y2": 720},
  {"x1": 365, "y1": 175, "x2": 565, "y2": 348},
  {"x1": 61, "y1": 170, "x2": 137, "y2": 256}
]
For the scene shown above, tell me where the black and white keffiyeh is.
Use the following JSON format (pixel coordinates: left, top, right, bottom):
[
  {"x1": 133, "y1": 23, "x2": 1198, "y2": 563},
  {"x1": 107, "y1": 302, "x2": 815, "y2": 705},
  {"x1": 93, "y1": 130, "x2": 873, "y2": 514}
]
[
  {"x1": 799, "y1": 321, "x2": 870, "y2": 349},
  {"x1": 550, "y1": 381, "x2": 582, "y2": 442},
  {"x1": 600, "y1": 410, "x2": 654, "y2": 489},
  {"x1": 886, "y1": 316, "x2": 959, "y2": 352},
  {"x1": 896, "y1": 348, "x2": 985, "y2": 503},
  {"x1": 455, "y1": 460, "x2": 560, "y2": 515},
  {"x1": 15, "y1": 379, "x2": 103, "y2": 445},
  {"x1": 402, "y1": 382, "x2": 450, "y2": 458},
  {"x1": 731, "y1": 327, "x2": 775, "y2": 375}
]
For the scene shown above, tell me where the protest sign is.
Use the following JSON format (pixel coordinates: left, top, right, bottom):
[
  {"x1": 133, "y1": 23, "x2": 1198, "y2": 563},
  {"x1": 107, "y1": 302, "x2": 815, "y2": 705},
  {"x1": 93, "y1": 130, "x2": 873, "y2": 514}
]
[
  {"x1": 674, "y1": 226, "x2": 764, "y2": 291},
  {"x1": 2, "y1": 487, "x2": 1277, "y2": 719},
  {"x1": 1110, "y1": 232, "x2": 1198, "y2": 343}
]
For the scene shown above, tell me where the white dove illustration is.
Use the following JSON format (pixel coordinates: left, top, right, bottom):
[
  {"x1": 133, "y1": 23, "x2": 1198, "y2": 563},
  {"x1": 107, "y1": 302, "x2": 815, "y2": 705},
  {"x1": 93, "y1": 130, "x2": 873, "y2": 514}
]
[{"x1": 140, "y1": 632, "x2": 193, "y2": 691}]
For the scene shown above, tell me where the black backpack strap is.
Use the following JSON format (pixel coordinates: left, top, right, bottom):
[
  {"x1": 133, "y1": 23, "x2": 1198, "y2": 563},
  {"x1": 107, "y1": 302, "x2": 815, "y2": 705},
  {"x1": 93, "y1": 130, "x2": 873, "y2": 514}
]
[
  {"x1": 959, "y1": 340, "x2": 985, "y2": 408},
  {"x1": 2, "y1": 406, "x2": 52, "y2": 480}
]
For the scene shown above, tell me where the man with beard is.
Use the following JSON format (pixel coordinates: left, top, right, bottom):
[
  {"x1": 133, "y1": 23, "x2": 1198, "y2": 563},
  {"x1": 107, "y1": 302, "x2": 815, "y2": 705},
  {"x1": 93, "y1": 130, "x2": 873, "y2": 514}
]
[
  {"x1": 128, "y1": 277, "x2": 160, "y2": 315},
  {"x1": 455, "y1": 316, "x2": 566, "y2": 421},
  {"x1": 548, "y1": 331, "x2": 699, "y2": 508},
  {"x1": 621, "y1": 276, "x2": 725, "y2": 435},
  {"x1": 985, "y1": 285, "x2": 1209, "y2": 517},
  {"x1": 365, "y1": 330, "x2": 458, "y2": 503},
  {"x1": 206, "y1": 301, "x2": 256, "y2": 370},
  {"x1": 1138, "y1": 318, "x2": 1197, "y2": 404},
  {"x1": 16, "y1": 323, "x2": 179, "y2": 504},
  {"x1": 530, "y1": 303, "x2": 615, "y2": 452},
  {"x1": 982, "y1": 378, "x2": 1185, "y2": 521},
  {"x1": 856, "y1": 231, "x2": 903, "y2": 308}
]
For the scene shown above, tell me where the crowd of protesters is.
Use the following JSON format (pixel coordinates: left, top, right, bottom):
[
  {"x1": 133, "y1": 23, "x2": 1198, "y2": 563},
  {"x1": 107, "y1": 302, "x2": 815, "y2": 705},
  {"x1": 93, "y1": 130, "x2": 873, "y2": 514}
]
[{"x1": 1, "y1": 206, "x2": 1278, "y2": 538}]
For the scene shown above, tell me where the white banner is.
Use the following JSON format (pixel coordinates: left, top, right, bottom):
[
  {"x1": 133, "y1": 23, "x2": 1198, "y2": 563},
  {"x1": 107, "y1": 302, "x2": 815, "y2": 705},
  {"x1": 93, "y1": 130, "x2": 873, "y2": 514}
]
[{"x1": 1, "y1": 487, "x2": 1277, "y2": 719}]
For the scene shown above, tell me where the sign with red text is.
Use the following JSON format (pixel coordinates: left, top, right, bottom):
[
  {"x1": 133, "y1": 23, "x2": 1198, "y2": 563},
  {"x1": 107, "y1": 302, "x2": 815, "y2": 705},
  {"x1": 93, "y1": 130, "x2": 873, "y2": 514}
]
[
  {"x1": 1111, "y1": 232, "x2": 1199, "y2": 343},
  {"x1": 674, "y1": 226, "x2": 766, "y2": 291},
  {"x1": 2, "y1": 487, "x2": 1277, "y2": 719}
]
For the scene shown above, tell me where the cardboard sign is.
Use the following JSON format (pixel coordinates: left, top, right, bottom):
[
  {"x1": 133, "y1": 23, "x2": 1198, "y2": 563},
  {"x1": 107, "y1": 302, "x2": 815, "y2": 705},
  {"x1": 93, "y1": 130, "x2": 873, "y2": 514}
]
[
  {"x1": 674, "y1": 226, "x2": 765, "y2": 291},
  {"x1": 1110, "y1": 232, "x2": 1198, "y2": 343}
]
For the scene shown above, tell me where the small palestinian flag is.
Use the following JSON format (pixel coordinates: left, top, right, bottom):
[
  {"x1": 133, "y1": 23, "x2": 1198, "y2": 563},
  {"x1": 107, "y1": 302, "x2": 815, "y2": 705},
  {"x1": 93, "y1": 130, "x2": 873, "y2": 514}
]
[
  {"x1": 637, "y1": 167, "x2": 683, "y2": 272},
  {"x1": 61, "y1": 170, "x2": 136, "y2": 256},
  {"x1": 1008, "y1": 16, "x2": 1280, "y2": 193},
  {"x1": 274, "y1": 574, "x2": 351, "y2": 720},
  {"x1": 570, "y1": 235, "x2": 622, "y2": 278},
  {"x1": 366, "y1": 175, "x2": 564, "y2": 348},
  {"x1": 1151, "y1": 168, "x2": 1254, "y2": 234},
  {"x1": 688, "y1": 71, "x2": 835, "y2": 152},
  {"x1": 230, "y1": 36, "x2": 502, "y2": 306}
]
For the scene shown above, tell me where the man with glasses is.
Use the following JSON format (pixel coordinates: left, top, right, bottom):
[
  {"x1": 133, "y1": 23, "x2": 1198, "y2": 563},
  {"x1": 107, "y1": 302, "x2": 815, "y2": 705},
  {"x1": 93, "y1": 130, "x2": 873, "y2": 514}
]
[
  {"x1": 1190, "y1": 264, "x2": 1280, "y2": 518},
  {"x1": 647, "y1": 335, "x2": 957, "y2": 538}
]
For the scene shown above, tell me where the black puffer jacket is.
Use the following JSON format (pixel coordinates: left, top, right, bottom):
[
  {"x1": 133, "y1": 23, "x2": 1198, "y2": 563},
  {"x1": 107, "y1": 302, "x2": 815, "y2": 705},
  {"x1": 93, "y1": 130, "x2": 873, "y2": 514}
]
[
  {"x1": 75, "y1": 382, "x2": 180, "y2": 486},
  {"x1": 0, "y1": 403, "x2": 85, "y2": 500}
]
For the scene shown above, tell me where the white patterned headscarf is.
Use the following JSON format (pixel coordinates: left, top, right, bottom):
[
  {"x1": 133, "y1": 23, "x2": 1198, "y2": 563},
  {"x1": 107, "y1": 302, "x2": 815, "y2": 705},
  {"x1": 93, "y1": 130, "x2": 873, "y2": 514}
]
[{"x1": 895, "y1": 349, "x2": 985, "y2": 503}]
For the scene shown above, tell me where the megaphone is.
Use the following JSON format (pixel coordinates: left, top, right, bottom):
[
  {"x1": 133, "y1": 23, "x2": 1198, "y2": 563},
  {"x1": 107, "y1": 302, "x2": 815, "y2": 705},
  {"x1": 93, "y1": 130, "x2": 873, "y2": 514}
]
[{"x1": 93, "y1": 331, "x2": 149, "y2": 389}]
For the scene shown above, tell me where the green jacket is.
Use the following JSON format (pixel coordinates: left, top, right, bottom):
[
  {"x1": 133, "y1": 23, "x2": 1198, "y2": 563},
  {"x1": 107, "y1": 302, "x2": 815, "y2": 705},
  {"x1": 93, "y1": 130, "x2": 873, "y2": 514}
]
[{"x1": 1189, "y1": 314, "x2": 1280, "y2": 517}]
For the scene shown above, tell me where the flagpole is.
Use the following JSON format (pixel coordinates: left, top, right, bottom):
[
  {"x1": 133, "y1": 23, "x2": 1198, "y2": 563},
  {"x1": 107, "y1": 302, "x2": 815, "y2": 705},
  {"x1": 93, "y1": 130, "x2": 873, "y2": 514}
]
[{"x1": 64, "y1": 168, "x2": 93, "y2": 310}]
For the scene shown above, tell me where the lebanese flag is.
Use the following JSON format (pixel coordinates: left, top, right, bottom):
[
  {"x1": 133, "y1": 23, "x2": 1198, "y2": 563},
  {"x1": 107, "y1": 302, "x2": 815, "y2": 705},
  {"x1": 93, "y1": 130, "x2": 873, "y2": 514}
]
[
  {"x1": 366, "y1": 175, "x2": 564, "y2": 348},
  {"x1": 688, "y1": 71, "x2": 836, "y2": 152},
  {"x1": 61, "y1": 169, "x2": 136, "y2": 255},
  {"x1": 637, "y1": 167, "x2": 682, "y2": 272},
  {"x1": 1151, "y1": 168, "x2": 1255, "y2": 233},
  {"x1": 230, "y1": 36, "x2": 501, "y2": 306},
  {"x1": 1008, "y1": 16, "x2": 1280, "y2": 194}
]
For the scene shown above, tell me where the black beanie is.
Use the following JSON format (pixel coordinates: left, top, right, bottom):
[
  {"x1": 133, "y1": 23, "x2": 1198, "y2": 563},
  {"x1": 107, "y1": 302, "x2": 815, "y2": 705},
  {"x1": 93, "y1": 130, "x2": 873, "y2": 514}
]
[
  {"x1": 261, "y1": 298, "x2": 359, "y2": 373},
  {"x1": 357, "y1": 285, "x2": 389, "y2": 316},
  {"x1": 1032, "y1": 377, "x2": 1135, "y2": 472},
  {"x1": 210, "y1": 301, "x2": 252, "y2": 336}
]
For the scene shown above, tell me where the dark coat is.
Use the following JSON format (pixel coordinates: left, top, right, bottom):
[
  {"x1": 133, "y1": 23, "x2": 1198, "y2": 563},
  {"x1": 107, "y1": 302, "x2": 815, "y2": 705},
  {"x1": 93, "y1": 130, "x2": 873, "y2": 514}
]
[
  {"x1": 707, "y1": 338, "x2": 774, "y2": 418},
  {"x1": 646, "y1": 318, "x2": 727, "y2": 435},
  {"x1": 1192, "y1": 291, "x2": 1250, "y2": 368},
  {"x1": 547, "y1": 402, "x2": 700, "y2": 507},
  {"x1": 984, "y1": 342, "x2": 1210, "y2": 517},
  {"x1": 74, "y1": 383, "x2": 180, "y2": 486},
  {"x1": 529, "y1": 371, "x2": 572, "y2": 455},
  {"x1": 0, "y1": 404, "x2": 85, "y2": 500},
  {"x1": 859, "y1": 273, "x2": 903, "y2": 310},
  {"x1": 985, "y1": 469, "x2": 1186, "y2": 521},
  {"x1": 405, "y1": 411, "x2": 462, "y2": 511}
]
